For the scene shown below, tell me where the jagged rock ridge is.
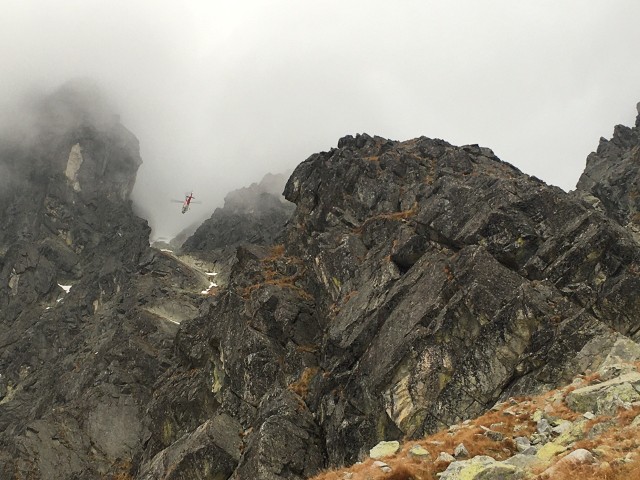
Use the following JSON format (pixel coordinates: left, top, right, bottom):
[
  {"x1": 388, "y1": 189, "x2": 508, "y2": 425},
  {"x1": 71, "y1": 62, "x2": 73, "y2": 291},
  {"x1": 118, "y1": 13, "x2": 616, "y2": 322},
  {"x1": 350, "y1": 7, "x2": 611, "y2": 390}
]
[
  {"x1": 179, "y1": 172, "x2": 295, "y2": 284},
  {"x1": 2, "y1": 85, "x2": 640, "y2": 480},
  {"x1": 0, "y1": 82, "x2": 210, "y2": 479},
  {"x1": 576, "y1": 102, "x2": 640, "y2": 236},
  {"x1": 140, "y1": 108, "x2": 640, "y2": 478}
]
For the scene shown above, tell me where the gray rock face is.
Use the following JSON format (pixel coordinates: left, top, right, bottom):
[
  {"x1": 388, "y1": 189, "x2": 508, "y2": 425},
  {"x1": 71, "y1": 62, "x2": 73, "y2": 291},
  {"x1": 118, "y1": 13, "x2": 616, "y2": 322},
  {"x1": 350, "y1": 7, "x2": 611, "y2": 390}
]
[
  {"x1": 0, "y1": 82, "x2": 202, "y2": 479},
  {"x1": 4, "y1": 90, "x2": 640, "y2": 479},
  {"x1": 576, "y1": 104, "x2": 640, "y2": 237},
  {"x1": 231, "y1": 389, "x2": 325, "y2": 480},
  {"x1": 283, "y1": 134, "x2": 639, "y2": 439},
  {"x1": 179, "y1": 172, "x2": 295, "y2": 283},
  {"x1": 143, "y1": 127, "x2": 640, "y2": 478},
  {"x1": 138, "y1": 414, "x2": 243, "y2": 480}
]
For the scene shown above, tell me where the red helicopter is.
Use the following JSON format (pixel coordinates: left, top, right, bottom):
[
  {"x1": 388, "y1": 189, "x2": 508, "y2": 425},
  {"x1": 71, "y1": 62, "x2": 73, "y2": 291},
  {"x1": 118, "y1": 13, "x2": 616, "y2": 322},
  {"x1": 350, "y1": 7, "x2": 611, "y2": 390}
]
[{"x1": 171, "y1": 192, "x2": 200, "y2": 214}]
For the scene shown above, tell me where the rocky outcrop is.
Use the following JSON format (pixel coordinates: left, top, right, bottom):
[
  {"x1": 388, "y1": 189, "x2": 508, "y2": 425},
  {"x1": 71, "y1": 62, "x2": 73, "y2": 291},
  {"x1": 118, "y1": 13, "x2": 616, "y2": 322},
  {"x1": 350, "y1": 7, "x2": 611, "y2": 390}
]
[
  {"x1": 0, "y1": 81, "x2": 209, "y2": 479},
  {"x1": 576, "y1": 103, "x2": 640, "y2": 236},
  {"x1": 4, "y1": 84, "x2": 640, "y2": 480},
  {"x1": 138, "y1": 414, "x2": 243, "y2": 480},
  {"x1": 179, "y1": 172, "x2": 295, "y2": 283},
  {"x1": 282, "y1": 133, "x2": 639, "y2": 455},
  {"x1": 142, "y1": 118, "x2": 640, "y2": 478},
  {"x1": 313, "y1": 339, "x2": 640, "y2": 479}
]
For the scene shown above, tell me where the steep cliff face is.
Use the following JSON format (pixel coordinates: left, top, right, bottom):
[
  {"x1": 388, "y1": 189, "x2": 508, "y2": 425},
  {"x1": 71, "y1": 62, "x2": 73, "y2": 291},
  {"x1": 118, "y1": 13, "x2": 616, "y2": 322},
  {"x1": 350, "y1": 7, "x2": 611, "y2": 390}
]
[
  {"x1": 576, "y1": 102, "x2": 640, "y2": 235},
  {"x1": 182, "y1": 172, "x2": 293, "y2": 252},
  {"x1": 141, "y1": 110, "x2": 640, "y2": 478},
  {"x1": 179, "y1": 172, "x2": 295, "y2": 284},
  {"x1": 0, "y1": 82, "x2": 206, "y2": 479},
  {"x1": 280, "y1": 133, "x2": 639, "y2": 456},
  {"x1": 3, "y1": 87, "x2": 640, "y2": 480}
]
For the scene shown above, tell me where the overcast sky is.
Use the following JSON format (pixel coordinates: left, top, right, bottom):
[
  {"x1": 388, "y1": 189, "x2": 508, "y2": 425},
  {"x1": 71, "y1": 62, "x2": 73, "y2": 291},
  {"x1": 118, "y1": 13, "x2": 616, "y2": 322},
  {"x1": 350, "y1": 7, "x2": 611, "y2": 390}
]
[{"x1": 1, "y1": 1, "x2": 639, "y2": 240}]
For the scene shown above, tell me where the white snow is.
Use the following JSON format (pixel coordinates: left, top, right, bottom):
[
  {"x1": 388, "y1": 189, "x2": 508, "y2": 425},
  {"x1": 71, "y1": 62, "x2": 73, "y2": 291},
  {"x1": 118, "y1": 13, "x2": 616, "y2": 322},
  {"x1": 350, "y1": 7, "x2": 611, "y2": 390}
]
[
  {"x1": 201, "y1": 281, "x2": 218, "y2": 295},
  {"x1": 160, "y1": 249, "x2": 173, "y2": 253},
  {"x1": 205, "y1": 272, "x2": 218, "y2": 276},
  {"x1": 56, "y1": 283, "x2": 72, "y2": 303}
]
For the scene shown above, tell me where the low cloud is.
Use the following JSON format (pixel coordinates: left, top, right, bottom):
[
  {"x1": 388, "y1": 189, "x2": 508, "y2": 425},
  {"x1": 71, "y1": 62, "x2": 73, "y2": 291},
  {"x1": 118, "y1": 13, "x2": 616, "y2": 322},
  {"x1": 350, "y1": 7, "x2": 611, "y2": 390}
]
[{"x1": 1, "y1": 1, "x2": 639, "y2": 239}]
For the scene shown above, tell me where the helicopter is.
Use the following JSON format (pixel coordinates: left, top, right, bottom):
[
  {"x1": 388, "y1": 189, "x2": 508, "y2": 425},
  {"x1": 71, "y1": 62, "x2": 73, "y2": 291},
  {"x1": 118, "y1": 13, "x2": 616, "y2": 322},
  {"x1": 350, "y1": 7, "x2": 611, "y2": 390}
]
[{"x1": 171, "y1": 192, "x2": 201, "y2": 214}]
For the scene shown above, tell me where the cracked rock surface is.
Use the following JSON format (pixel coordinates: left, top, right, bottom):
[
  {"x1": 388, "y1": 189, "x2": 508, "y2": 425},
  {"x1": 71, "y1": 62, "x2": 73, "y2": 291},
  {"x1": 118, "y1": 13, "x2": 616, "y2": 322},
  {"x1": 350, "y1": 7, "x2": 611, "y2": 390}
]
[{"x1": 2, "y1": 84, "x2": 640, "y2": 479}]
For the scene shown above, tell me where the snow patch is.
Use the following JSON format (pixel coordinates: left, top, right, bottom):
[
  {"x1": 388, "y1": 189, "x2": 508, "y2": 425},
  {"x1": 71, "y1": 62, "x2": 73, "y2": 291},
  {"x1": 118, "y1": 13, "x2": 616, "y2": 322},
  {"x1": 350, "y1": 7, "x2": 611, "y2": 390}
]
[
  {"x1": 201, "y1": 281, "x2": 218, "y2": 295},
  {"x1": 205, "y1": 272, "x2": 218, "y2": 276},
  {"x1": 58, "y1": 284, "x2": 72, "y2": 293},
  {"x1": 160, "y1": 249, "x2": 173, "y2": 253}
]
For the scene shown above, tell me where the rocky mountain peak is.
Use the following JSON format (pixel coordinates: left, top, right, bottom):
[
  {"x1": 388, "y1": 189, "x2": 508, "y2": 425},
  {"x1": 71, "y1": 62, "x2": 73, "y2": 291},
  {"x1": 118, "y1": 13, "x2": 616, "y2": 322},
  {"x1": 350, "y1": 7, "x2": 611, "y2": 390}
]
[
  {"x1": 1, "y1": 79, "x2": 141, "y2": 204},
  {"x1": 285, "y1": 133, "x2": 521, "y2": 236},
  {"x1": 576, "y1": 102, "x2": 640, "y2": 235},
  {"x1": 140, "y1": 124, "x2": 640, "y2": 478},
  {"x1": 2, "y1": 99, "x2": 640, "y2": 479},
  {"x1": 223, "y1": 172, "x2": 292, "y2": 214},
  {"x1": 0, "y1": 84, "x2": 164, "y2": 478},
  {"x1": 179, "y1": 172, "x2": 295, "y2": 280}
]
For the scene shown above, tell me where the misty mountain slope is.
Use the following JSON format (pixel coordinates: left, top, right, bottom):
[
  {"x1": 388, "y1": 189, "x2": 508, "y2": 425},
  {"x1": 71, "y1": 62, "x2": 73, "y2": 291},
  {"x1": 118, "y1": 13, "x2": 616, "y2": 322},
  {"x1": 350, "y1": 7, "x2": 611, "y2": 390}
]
[
  {"x1": 178, "y1": 172, "x2": 295, "y2": 285},
  {"x1": 2, "y1": 83, "x2": 640, "y2": 480},
  {"x1": 140, "y1": 112, "x2": 640, "y2": 478},
  {"x1": 0, "y1": 82, "x2": 212, "y2": 479}
]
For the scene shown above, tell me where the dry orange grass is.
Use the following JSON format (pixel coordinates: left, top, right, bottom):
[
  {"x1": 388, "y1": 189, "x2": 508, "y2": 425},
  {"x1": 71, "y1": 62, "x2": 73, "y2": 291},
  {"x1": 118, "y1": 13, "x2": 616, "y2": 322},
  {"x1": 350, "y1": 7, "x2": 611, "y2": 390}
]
[
  {"x1": 617, "y1": 404, "x2": 640, "y2": 426},
  {"x1": 288, "y1": 367, "x2": 320, "y2": 399},
  {"x1": 534, "y1": 453, "x2": 640, "y2": 480},
  {"x1": 354, "y1": 203, "x2": 419, "y2": 234},
  {"x1": 310, "y1": 399, "x2": 538, "y2": 480},
  {"x1": 520, "y1": 376, "x2": 640, "y2": 480},
  {"x1": 109, "y1": 459, "x2": 134, "y2": 480},
  {"x1": 241, "y1": 246, "x2": 313, "y2": 301},
  {"x1": 111, "y1": 474, "x2": 134, "y2": 480},
  {"x1": 580, "y1": 371, "x2": 602, "y2": 384},
  {"x1": 267, "y1": 244, "x2": 286, "y2": 258},
  {"x1": 310, "y1": 365, "x2": 640, "y2": 480},
  {"x1": 296, "y1": 344, "x2": 320, "y2": 354},
  {"x1": 573, "y1": 407, "x2": 640, "y2": 465},
  {"x1": 311, "y1": 456, "x2": 441, "y2": 480}
]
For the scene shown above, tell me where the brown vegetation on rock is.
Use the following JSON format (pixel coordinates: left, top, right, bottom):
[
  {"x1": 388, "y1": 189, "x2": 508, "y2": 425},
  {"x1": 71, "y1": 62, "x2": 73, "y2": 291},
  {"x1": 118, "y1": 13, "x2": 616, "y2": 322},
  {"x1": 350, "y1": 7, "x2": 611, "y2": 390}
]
[{"x1": 310, "y1": 365, "x2": 640, "y2": 480}]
